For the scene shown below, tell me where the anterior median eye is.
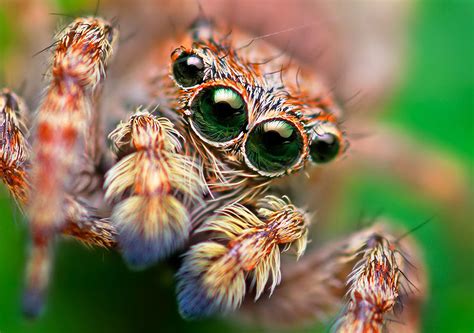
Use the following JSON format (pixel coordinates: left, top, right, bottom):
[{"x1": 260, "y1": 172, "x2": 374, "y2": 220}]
[
  {"x1": 172, "y1": 52, "x2": 205, "y2": 87},
  {"x1": 309, "y1": 125, "x2": 341, "y2": 163},
  {"x1": 191, "y1": 86, "x2": 247, "y2": 142},
  {"x1": 245, "y1": 119, "x2": 304, "y2": 174}
]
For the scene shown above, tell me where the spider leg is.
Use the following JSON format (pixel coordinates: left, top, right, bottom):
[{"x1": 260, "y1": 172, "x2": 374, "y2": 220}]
[
  {"x1": 23, "y1": 199, "x2": 119, "y2": 316},
  {"x1": 60, "y1": 197, "x2": 117, "y2": 248},
  {"x1": 241, "y1": 223, "x2": 426, "y2": 333},
  {"x1": 176, "y1": 195, "x2": 310, "y2": 319},
  {"x1": 27, "y1": 17, "x2": 118, "y2": 238},
  {"x1": 0, "y1": 88, "x2": 30, "y2": 205},
  {"x1": 104, "y1": 110, "x2": 204, "y2": 269},
  {"x1": 17, "y1": 17, "x2": 118, "y2": 317},
  {"x1": 1, "y1": 86, "x2": 119, "y2": 316}
]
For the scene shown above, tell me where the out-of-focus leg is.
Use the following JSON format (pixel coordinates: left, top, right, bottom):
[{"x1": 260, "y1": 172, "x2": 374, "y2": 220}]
[
  {"x1": 22, "y1": 17, "x2": 118, "y2": 318},
  {"x1": 1, "y1": 88, "x2": 117, "y2": 246},
  {"x1": 288, "y1": 120, "x2": 470, "y2": 240},
  {"x1": 1, "y1": 86, "x2": 119, "y2": 316},
  {"x1": 27, "y1": 17, "x2": 118, "y2": 238},
  {"x1": 349, "y1": 121, "x2": 469, "y2": 213}
]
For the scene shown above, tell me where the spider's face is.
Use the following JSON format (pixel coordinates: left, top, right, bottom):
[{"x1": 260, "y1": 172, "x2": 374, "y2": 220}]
[{"x1": 168, "y1": 23, "x2": 345, "y2": 179}]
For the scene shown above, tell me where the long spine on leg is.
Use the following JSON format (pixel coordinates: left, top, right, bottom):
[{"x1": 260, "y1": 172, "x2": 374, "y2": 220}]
[
  {"x1": 177, "y1": 195, "x2": 309, "y2": 318},
  {"x1": 105, "y1": 111, "x2": 203, "y2": 268},
  {"x1": 24, "y1": 17, "x2": 118, "y2": 317}
]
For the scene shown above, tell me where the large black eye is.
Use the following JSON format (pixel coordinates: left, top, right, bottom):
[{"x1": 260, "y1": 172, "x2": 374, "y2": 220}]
[
  {"x1": 191, "y1": 86, "x2": 247, "y2": 142},
  {"x1": 172, "y1": 52, "x2": 205, "y2": 87},
  {"x1": 245, "y1": 119, "x2": 304, "y2": 174},
  {"x1": 310, "y1": 131, "x2": 340, "y2": 163}
]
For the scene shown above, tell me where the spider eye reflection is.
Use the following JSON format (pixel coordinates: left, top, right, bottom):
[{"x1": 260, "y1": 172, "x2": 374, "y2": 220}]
[
  {"x1": 172, "y1": 52, "x2": 205, "y2": 87},
  {"x1": 245, "y1": 120, "x2": 303, "y2": 174},
  {"x1": 191, "y1": 86, "x2": 247, "y2": 142},
  {"x1": 309, "y1": 130, "x2": 340, "y2": 163}
]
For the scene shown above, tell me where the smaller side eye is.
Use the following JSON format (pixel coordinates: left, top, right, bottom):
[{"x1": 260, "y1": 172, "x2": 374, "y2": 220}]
[
  {"x1": 172, "y1": 50, "x2": 205, "y2": 87},
  {"x1": 309, "y1": 123, "x2": 342, "y2": 163}
]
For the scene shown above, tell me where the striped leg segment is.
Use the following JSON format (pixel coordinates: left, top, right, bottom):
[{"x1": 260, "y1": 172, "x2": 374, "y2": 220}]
[
  {"x1": 27, "y1": 17, "x2": 117, "y2": 239},
  {"x1": 1, "y1": 87, "x2": 117, "y2": 316},
  {"x1": 176, "y1": 195, "x2": 310, "y2": 319},
  {"x1": 104, "y1": 110, "x2": 204, "y2": 269},
  {"x1": 0, "y1": 18, "x2": 120, "y2": 317}
]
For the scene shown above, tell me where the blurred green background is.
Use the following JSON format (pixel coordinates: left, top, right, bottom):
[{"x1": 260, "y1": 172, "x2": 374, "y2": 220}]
[{"x1": 0, "y1": 0, "x2": 472, "y2": 332}]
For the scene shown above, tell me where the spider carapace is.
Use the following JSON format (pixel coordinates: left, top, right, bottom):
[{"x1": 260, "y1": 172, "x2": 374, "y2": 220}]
[{"x1": 0, "y1": 13, "x2": 425, "y2": 333}]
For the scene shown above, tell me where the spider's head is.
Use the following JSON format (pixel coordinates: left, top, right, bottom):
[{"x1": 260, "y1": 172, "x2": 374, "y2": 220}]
[{"x1": 169, "y1": 19, "x2": 346, "y2": 179}]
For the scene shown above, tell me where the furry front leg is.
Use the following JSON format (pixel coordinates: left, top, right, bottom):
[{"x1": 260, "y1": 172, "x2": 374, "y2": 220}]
[
  {"x1": 105, "y1": 110, "x2": 204, "y2": 268},
  {"x1": 176, "y1": 195, "x2": 310, "y2": 319}
]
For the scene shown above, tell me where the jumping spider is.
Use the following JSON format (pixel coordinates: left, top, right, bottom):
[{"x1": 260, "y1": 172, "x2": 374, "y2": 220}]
[{"x1": 0, "y1": 13, "x2": 427, "y2": 332}]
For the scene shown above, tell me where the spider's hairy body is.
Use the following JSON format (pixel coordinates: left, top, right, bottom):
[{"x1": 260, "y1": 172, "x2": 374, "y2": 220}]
[{"x1": 0, "y1": 13, "x2": 427, "y2": 333}]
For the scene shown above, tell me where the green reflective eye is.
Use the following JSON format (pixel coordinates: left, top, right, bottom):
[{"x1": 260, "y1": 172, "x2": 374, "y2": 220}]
[
  {"x1": 245, "y1": 119, "x2": 303, "y2": 174},
  {"x1": 310, "y1": 132, "x2": 340, "y2": 163},
  {"x1": 173, "y1": 53, "x2": 205, "y2": 87},
  {"x1": 191, "y1": 86, "x2": 247, "y2": 142}
]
